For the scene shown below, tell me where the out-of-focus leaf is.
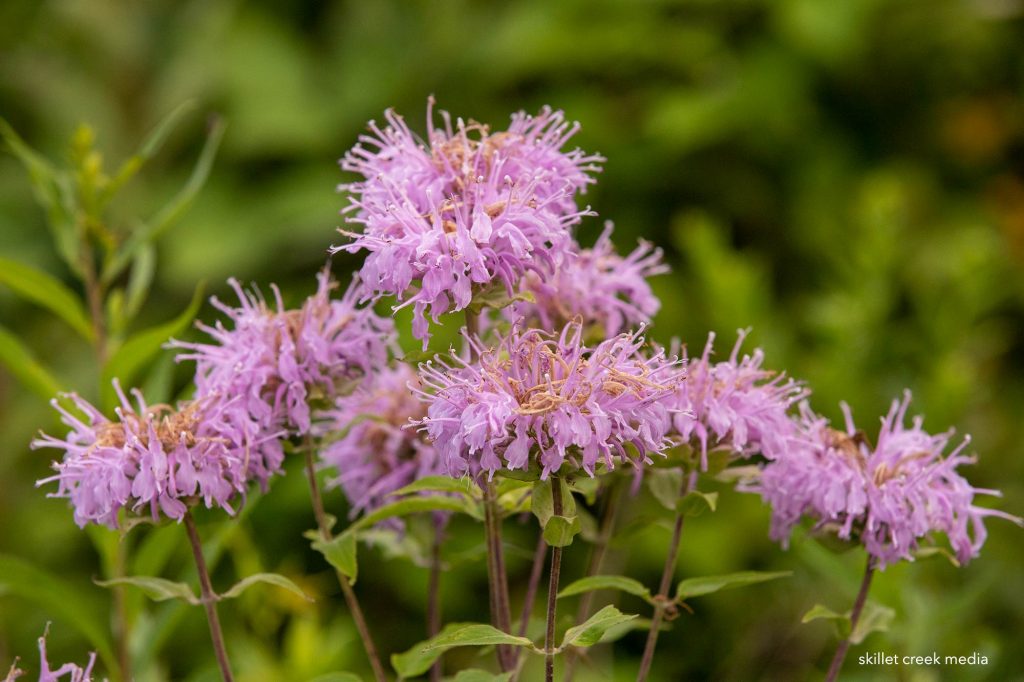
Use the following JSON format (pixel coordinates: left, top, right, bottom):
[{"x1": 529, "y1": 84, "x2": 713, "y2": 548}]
[
  {"x1": 850, "y1": 601, "x2": 895, "y2": 644},
  {"x1": 100, "y1": 102, "x2": 196, "y2": 205},
  {"x1": 678, "y1": 490, "x2": 718, "y2": 517},
  {"x1": 311, "y1": 531, "x2": 358, "y2": 583},
  {"x1": 466, "y1": 281, "x2": 535, "y2": 314},
  {"x1": 543, "y1": 514, "x2": 581, "y2": 548},
  {"x1": 452, "y1": 670, "x2": 513, "y2": 682},
  {"x1": 802, "y1": 603, "x2": 852, "y2": 638},
  {"x1": 647, "y1": 469, "x2": 684, "y2": 510},
  {"x1": 100, "y1": 281, "x2": 205, "y2": 410},
  {"x1": 95, "y1": 576, "x2": 199, "y2": 605},
  {"x1": 392, "y1": 623, "x2": 532, "y2": 679},
  {"x1": 675, "y1": 571, "x2": 791, "y2": 601},
  {"x1": 220, "y1": 572, "x2": 313, "y2": 602},
  {"x1": 0, "y1": 554, "x2": 116, "y2": 673},
  {"x1": 102, "y1": 116, "x2": 225, "y2": 283},
  {"x1": 0, "y1": 119, "x2": 79, "y2": 271},
  {"x1": 0, "y1": 324, "x2": 62, "y2": 399},
  {"x1": 350, "y1": 496, "x2": 479, "y2": 530},
  {"x1": 389, "y1": 475, "x2": 480, "y2": 499},
  {"x1": 308, "y1": 674, "x2": 363, "y2": 682},
  {"x1": 531, "y1": 479, "x2": 575, "y2": 527},
  {"x1": 123, "y1": 242, "x2": 156, "y2": 323},
  {"x1": 558, "y1": 575, "x2": 654, "y2": 604},
  {"x1": 0, "y1": 257, "x2": 93, "y2": 340},
  {"x1": 560, "y1": 605, "x2": 638, "y2": 649}
]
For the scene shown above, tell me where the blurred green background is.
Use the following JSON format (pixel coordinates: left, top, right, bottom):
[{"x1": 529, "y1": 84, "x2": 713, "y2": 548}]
[{"x1": 2, "y1": 0, "x2": 1023, "y2": 680}]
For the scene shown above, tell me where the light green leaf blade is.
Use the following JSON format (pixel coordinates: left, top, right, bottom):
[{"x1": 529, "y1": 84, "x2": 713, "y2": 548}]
[
  {"x1": 558, "y1": 575, "x2": 654, "y2": 604},
  {"x1": 100, "y1": 281, "x2": 205, "y2": 410},
  {"x1": 850, "y1": 601, "x2": 895, "y2": 644},
  {"x1": 678, "y1": 490, "x2": 718, "y2": 517},
  {"x1": 560, "y1": 605, "x2": 638, "y2": 649},
  {"x1": 391, "y1": 623, "x2": 531, "y2": 679},
  {"x1": 308, "y1": 674, "x2": 363, "y2": 682},
  {"x1": 801, "y1": 603, "x2": 847, "y2": 624},
  {"x1": 0, "y1": 324, "x2": 62, "y2": 399},
  {"x1": 452, "y1": 670, "x2": 513, "y2": 682},
  {"x1": 0, "y1": 554, "x2": 116, "y2": 673},
  {"x1": 543, "y1": 514, "x2": 581, "y2": 548},
  {"x1": 311, "y1": 531, "x2": 358, "y2": 582},
  {"x1": 389, "y1": 475, "x2": 480, "y2": 499},
  {"x1": 94, "y1": 576, "x2": 199, "y2": 605},
  {"x1": 0, "y1": 257, "x2": 93, "y2": 340},
  {"x1": 220, "y1": 572, "x2": 313, "y2": 602},
  {"x1": 675, "y1": 570, "x2": 791, "y2": 601},
  {"x1": 350, "y1": 496, "x2": 477, "y2": 531},
  {"x1": 647, "y1": 468, "x2": 684, "y2": 510}
]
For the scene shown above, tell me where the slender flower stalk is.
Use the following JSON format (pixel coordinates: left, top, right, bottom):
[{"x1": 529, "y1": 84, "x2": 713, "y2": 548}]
[
  {"x1": 824, "y1": 555, "x2": 876, "y2": 682},
  {"x1": 183, "y1": 511, "x2": 234, "y2": 682},
  {"x1": 518, "y1": 535, "x2": 548, "y2": 639},
  {"x1": 636, "y1": 473, "x2": 692, "y2": 682},
  {"x1": 544, "y1": 476, "x2": 565, "y2": 682},
  {"x1": 427, "y1": 523, "x2": 444, "y2": 682},
  {"x1": 483, "y1": 482, "x2": 515, "y2": 671},
  {"x1": 303, "y1": 445, "x2": 388, "y2": 682}
]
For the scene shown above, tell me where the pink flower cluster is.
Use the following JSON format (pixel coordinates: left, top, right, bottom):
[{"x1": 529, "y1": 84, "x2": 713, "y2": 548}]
[
  {"x1": 319, "y1": 364, "x2": 442, "y2": 517},
  {"x1": 413, "y1": 322, "x2": 679, "y2": 479},
  {"x1": 509, "y1": 222, "x2": 668, "y2": 336},
  {"x1": 750, "y1": 392, "x2": 1023, "y2": 567},
  {"x1": 33, "y1": 384, "x2": 257, "y2": 529},
  {"x1": 334, "y1": 100, "x2": 604, "y2": 346},
  {"x1": 671, "y1": 330, "x2": 807, "y2": 468}
]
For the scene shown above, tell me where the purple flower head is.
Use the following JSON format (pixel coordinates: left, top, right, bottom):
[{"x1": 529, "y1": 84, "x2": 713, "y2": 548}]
[
  {"x1": 26, "y1": 629, "x2": 99, "y2": 682},
  {"x1": 670, "y1": 330, "x2": 807, "y2": 469},
  {"x1": 334, "y1": 99, "x2": 604, "y2": 347},
  {"x1": 319, "y1": 363, "x2": 442, "y2": 517},
  {"x1": 412, "y1": 321, "x2": 680, "y2": 480},
  {"x1": 508, "y1": 222, "x2": 668, "y2": 336},
  {"x1": 172, "y1": 269, "x2": 396, "y2": 452},
  {"x1": 750, "y1": 392, "x2": 1023, "y2": 568},
  {"x1": 33, "y1": 383, "x2": 259, "y2": 529}
]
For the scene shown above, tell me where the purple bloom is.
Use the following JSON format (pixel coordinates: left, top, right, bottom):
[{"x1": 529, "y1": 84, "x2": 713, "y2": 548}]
[
  {"x1": 412, "y1": 322, "x2": 680, "y2": 479},
  {"x1": 33, "y1": 384, "x2": 257, "y2": 529},
  {"x1": 508, "y1": 222, "x2": 668, "y2": 336},
  {"x1": 4, "y1": 630, "x2": 101, "y2": 682},
  {"x1": 319, "y1": 363, "x2": 442, "y2": 517},
  {"x1": 750, "y1": 392, "x2": 1023, "y2": 568},
  {"x1": 334, "y1": 100, "x2": 604, "y2": 347},
  {"x1": 172, "y1": 269, "x2": 396, "y2": 467}
]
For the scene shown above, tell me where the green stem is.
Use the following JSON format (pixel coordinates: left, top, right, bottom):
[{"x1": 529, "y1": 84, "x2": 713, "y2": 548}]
[
  {"x1": 824, "y1": 555, "x2": 876, "y2": 682},
  {"x1": 183, "y1": 511, "x2": 234, "y2": 682},
  {"x1": 304, "y1": 445, "x2": 388, "y2": 682},
  {"x1": 545, "y1": 476, "x2": 565, "y2": 682},
  {"x1": 428, "y1": 523, "x2": 444, "y2": 682},
  {"x1": 484, "y1": 481, "x2": 515, "y2": 671}
]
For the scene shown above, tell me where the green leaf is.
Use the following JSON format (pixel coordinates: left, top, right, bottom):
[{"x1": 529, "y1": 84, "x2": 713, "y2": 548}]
[
  {"x1": 531, "y1": 479, "x2": 575, "y2": 527},
  {"x1": 913, "y1": 545, "x2": 961, "y2": 568},
  {"x1": 311, "y1": 531, "x2": 358, "y2": 583},
  {"x1": 350, "y1": 496, "x2": 478, "y2": 531},
  {"x1": 466, "y1": 281, "x2": 535, "y2": 314},
  {"x1": 0, "y1": 554, "x2": 116, "y2": 673},
  {"x1": 0, "y1": 257, "x2": 93, "y2": 340},
  {"x1": 308, "y1": 674, "x2": 363, "y2": 682},
  {"x1": 0, "y1": 324, "x2": 62, "y2": 399},
  {"x1": 100, "y1": 281, "x2": 205, "y2": 410},
  {"x1": 543, "y1": 514, "x2": 581, "y2": 548},
  {"x1": 0, "y1": 119, "x2": 79, "y2": 271},
  {"x1": 123, "y1": 242, "x2": 156, "y2": 323},
  {"x1": 850, "y1": 601, "x2": 895, "y2": 644},
  {"x1": 101, "y1": 102, "x2": 196, "y2": 205},
  {"x1": 452, "y1": 670, "x2": 513, "y2": 682},
  {"x1": 675, "y1": 570, "x2": 791, "y2": 601},
  {"x1": 558, "y1": 575, "x2": 654, "y2": 604},
  {"x1": 560, "y1": 605, "x2": 638, "y2": 649},
  {"x1": 389, "y1": 475, "x2": 480, "y2": 499},
  {"x1": 391, "y1": 624, "x2": 532, "y2": 678},
  {"x1": 801, "y1": 603, "x2": 847, "y2": 624},
  {"x1": 647, "y1": 469, "x2": 684, "y2": 510},
  {"x1": 220, "y1": 572, "x2": 313, "y2": 602},
  {"x1": 94, "y1": 576, "x2": 199, "y2": 605},
  {"x1": 678, "y1": 490, "x2": 718, "y2": 517}
]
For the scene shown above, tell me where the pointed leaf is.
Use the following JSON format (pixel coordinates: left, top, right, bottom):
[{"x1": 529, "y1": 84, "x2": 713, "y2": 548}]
[
  {"x1": 558, "y1": 575, "x2": 654, "y2": 604},
  {"x1": 94, "y1": 576, "x2": 199, "y2": 605},
  {"x1": 311, "y1": 531, "x2": 357, "y2": 582},
  {"x1": 675, "y1": 570, "x2": 791, "y2": 601},
  {"x1": 678, "y1": 491, "x2": 718, "y2": 516},
  {"x1": 0, "y1": 325, "x2": 62, "y2": 399},
  {"x1": 0, "y1": 257, "x2": 93, "y2": 340},
  {"x1": 391, "y1": 624, "x2": 531, "y2": 678},
  {"x1": 100, "y1": 281, "x2": 205, "y2": 410},
  {"x1": 561, "y1": 605, "x2": 638, "y2": 649},
  {"x1": 389, "y1": 475, "x2": 480, "y2": 499},
  {"x1": 850, "y1": 601, "x2": 895, "y2": 644},
  {"x1": 350, "y1": 496, "x2": 478, "y2": 531},
  {"x1": 647, "y1": 468, "x2": 684, "y2": 510},
  {"x1": 452, "y1": 671, "x2": 513, "y2": 682},
  {"x1": 220, "y1": 572, "x2": 313, "y2": 602},
  {"x1": 308, "y1": 674, "x2": 363, "y2": 682},
  {"x1": 801, "y1": 603, "x2": 847, "y2": 624}
]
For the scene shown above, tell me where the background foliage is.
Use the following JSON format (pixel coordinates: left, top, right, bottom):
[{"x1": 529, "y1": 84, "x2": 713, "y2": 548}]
[{"x1": 2, "y1": 1, "x2": 1023, "y2": 680}]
